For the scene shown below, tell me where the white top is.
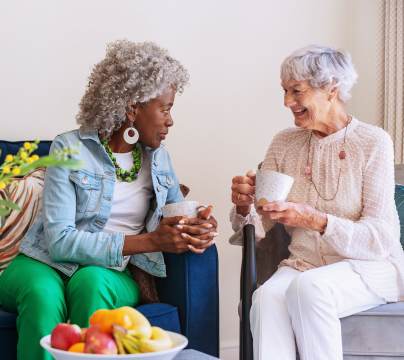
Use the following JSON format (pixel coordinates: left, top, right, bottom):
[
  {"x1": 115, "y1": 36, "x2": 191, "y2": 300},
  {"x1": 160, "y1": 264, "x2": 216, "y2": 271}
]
[
  {"x1": 230, "y1": 118, "x2": 404, "y2": 302},
  {"x1": 104, "y1": 149, "x2": 153, "y2": 271}
]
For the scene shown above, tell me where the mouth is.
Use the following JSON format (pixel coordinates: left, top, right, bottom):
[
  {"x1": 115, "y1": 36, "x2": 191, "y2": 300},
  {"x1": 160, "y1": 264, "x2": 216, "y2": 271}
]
[
  {"x1": 291, "y1": 108, "x2": 307, "y2": 118},
  {"x1": 159, "y1": 132, "x2": 168, "y2": 140}
]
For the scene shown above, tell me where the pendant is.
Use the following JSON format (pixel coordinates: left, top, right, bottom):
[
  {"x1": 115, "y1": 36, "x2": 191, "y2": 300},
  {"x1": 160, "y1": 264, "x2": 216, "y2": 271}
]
[
  {"x1": 339, "y1": 150, "x2": 346, "y2": 160},
  {"x1": 304, "y1": 166, "x2": 312, "y2": 176}
]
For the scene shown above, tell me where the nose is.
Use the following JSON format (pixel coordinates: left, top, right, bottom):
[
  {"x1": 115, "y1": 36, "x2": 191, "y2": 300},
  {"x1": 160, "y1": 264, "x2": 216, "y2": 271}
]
[
  {"x1": 166, "y1": 114, "x2": 174, "y2": 127},
  {"x1": 284, "y1": 92, "x2": 295, "y2": 108}
]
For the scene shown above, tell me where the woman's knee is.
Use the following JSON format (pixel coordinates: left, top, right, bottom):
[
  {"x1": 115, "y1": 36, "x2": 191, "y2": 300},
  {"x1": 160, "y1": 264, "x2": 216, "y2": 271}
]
[
  {"x1": 285, "y1": 271, "x2": 332, "y2": 308},
  {"x1": 251, "y1": 282, "x2": 286, "y2": 314},
  {"x1": 18, "y1": 283, "x2": 66, "y2": 323},
  {"x1": 66, "y1": 266, "x2": 113, "y2": 299}
]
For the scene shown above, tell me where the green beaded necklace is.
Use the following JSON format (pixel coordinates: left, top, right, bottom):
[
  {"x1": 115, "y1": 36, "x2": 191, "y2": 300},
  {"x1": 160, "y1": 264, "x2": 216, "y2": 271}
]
[{"x1": 101, "y1": 139, "x2": 142, "y2": 182}]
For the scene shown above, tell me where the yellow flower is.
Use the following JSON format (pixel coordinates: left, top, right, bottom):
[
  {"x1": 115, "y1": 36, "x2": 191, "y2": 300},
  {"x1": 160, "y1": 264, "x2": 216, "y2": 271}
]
[
  {"x1": 2, "y1": 166, "x2": 11, "y2": 174},
  {"x1": 30, "y1": 154, "x2": 39, "y2": 161},
  {"x1": 23, "y1": 142, "x2": 32, "y2": 150},
  {"x1": 0, "y1": 181, "x2": 6, "y2": 190},
  {"x1": 12, "y1": 167, "x2": 21, "y2": 176},
  {"x1": 20, "y1": 151, "x2": 28, "y2": 160},
  {"x1": 5, "y1": 155, "x2": 13, "y2": 163}
]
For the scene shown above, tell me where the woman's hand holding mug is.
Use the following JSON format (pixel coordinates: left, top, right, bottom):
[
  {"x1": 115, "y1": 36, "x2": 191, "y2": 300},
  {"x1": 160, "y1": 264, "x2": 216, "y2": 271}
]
[{"x1": 231, "y1": 170, "x2": 256, "y2": 216}]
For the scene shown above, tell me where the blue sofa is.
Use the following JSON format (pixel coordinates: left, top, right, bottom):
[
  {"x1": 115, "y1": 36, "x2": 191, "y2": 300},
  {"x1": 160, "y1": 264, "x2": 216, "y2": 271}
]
[{"x1": 0, "y1": 140, "x2": 219, "y2": 359}]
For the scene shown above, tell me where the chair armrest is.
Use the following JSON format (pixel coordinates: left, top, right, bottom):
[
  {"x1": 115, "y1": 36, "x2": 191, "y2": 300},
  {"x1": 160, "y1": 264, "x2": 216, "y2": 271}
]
[
  {"x1": 156, "y1": 245, "x2": 219, "y2": 357},
  {"x1": 240, "y1": 224, "x2": 257, "y2": 360}
]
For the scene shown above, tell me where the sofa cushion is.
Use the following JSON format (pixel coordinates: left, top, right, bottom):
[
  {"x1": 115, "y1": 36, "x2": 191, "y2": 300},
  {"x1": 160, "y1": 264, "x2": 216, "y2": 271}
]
[
  {"x1": 341, "y1": 302, "x2": 404, "y2": 356},
  {"x1": 136, "y1": 303, "x2": 181, "y2": 333},
  {"x1": 0, "y1": 303, "x2": 180, "y2": 333}
]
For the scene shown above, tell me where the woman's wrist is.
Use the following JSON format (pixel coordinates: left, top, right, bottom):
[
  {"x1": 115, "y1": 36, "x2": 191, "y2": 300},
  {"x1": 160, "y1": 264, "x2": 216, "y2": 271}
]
[
  {"x1": 315, "y1": 211, "x2": 328, "y2": 234},
  {"x1": 123, "y1": 232, "x2": 157, "y2": 255}
]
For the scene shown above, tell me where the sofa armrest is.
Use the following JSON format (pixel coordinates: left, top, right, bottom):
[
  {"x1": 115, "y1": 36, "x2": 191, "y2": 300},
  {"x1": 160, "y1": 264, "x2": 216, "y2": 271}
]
[{"x1": 156, "y1": 245, "x2": 219, "y2": 357}]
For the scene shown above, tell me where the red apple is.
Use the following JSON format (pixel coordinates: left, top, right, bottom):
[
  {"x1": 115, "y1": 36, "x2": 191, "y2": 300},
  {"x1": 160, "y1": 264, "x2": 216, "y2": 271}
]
[
  {"x1": 85, "y1": 327, "x2": 117, "y2": 354},
  {"x1": 51, "y1": 323, "x2": 82, "y2": 351}
]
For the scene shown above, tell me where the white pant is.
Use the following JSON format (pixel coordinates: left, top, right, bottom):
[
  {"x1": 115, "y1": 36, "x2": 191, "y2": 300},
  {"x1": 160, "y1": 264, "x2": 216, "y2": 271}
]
[{"x1": 250, "y1": 261, "x2": 385, "y2": 360}]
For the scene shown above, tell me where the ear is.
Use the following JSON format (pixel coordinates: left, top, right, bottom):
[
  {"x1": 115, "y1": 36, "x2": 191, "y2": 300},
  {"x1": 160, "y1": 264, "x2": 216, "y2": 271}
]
[
  {"x1": 126, "y1": 103, "x2": 139, "y2": 122},
  {"x1": 327, "y1": 82, "x2": 339, "y2": 102}
]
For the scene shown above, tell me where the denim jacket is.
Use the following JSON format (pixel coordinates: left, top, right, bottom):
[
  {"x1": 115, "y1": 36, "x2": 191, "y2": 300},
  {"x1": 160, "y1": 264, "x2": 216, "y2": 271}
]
[{"x1": 19, "y1": 128, "x2": 183, "y2": 277}]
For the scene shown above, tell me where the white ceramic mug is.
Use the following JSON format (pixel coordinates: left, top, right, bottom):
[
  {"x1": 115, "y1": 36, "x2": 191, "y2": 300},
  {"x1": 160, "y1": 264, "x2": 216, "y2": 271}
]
[
  {"x1": 161, "y1": 201, "x2": 200, "y2": 218},
  {"x1": 255, "y1": 169, "x2": 294, "y2": 206}
]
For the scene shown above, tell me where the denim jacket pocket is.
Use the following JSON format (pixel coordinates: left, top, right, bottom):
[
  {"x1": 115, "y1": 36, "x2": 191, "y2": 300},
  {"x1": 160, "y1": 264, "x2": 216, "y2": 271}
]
[{"x1": 69, "y1": 170, "x2": 102, "y2": 213}]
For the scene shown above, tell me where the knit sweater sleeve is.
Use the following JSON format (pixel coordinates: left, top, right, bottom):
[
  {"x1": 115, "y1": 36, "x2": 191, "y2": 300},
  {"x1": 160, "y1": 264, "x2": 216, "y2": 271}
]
[
  {"x1": 229, "y1": 131, "x2": 287, "y2": 245},
  {"x1": 322, "y1": 131, "x2": 400, "y2": 260}
]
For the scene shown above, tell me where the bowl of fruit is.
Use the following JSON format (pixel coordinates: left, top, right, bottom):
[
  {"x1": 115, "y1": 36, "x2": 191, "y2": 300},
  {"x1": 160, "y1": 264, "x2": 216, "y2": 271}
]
[{"x1": 40, "y1": 306, "x2": 188, "y2": 360}]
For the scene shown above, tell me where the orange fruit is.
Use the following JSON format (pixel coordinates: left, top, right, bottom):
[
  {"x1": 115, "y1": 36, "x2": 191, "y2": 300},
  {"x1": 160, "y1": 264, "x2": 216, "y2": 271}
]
[{"x1": 68, "y1": 342, "x2": 85, "y2": 353}]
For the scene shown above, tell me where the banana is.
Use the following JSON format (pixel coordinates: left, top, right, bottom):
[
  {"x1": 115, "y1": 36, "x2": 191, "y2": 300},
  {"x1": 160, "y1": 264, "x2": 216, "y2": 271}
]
[
  {"x1": 138, "y1": 327, "x2": 173, "y2": 353},
  {"x1": 112, "y1": 324, "x2": 143, "y2": 354},
  {"x1": 118, "y1": 306, "x2": 152, "y2": 340},
  {"x1": 112, "y1": 325, "x2": 127, "y2": 354},
  {"x1": 121, "y1": 336, "x2": 141, "y2": 354}
]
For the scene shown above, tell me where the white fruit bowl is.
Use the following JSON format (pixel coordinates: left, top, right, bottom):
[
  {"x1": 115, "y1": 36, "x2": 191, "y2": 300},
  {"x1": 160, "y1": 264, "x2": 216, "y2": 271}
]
[{"x1": 40, "y1": 332, "x2": 188, "y2": 360}]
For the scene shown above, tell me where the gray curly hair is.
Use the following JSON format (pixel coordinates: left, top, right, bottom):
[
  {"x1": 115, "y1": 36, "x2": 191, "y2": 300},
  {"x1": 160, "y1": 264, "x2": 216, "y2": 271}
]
[
  {"x1": 280, "y1": 45, "x2": 358, "y2": 102},
  {"x1": 76, "y1": 40, "x2": 190, "y2": 138}
]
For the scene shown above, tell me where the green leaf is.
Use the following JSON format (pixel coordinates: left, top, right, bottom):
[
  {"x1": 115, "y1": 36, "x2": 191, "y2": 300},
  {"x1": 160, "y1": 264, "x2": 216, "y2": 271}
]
[
  {"x1": 0, "y1": 199, "x2": 20, "y2": 211},
  {"x1": 0, "y1": 207, "x2": 10, "y2": 216}
]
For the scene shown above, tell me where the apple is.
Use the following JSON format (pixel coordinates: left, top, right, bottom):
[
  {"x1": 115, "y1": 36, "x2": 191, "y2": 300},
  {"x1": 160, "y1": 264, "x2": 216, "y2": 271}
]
[
  {"x1": 51, "y1": 323, "x2": 82, "y2": 351},
  {"x1": 85, "y1": 326, "x2": 118, "y2": 354}
]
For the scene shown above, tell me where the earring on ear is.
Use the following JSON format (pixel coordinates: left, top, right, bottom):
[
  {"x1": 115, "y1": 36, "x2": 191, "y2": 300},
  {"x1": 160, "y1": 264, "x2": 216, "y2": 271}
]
[
  {"x1": 123, "y1": 105, "x2": 140, "y2": 145},
  {"x1": 123, "y1": 119, "x2": 139, "y2": 145}
]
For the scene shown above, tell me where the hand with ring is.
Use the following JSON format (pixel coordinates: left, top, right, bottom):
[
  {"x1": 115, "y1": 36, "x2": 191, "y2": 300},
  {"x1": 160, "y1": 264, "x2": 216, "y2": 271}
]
[{"x1": 231, "y1": 170, "x2": 256, "y2": 216}]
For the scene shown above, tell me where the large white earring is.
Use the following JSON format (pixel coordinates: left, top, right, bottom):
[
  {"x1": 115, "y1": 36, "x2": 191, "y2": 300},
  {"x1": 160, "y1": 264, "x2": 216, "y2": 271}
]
[{"x1": 123, "y1": 126, "x2": 139, "y2": 144}]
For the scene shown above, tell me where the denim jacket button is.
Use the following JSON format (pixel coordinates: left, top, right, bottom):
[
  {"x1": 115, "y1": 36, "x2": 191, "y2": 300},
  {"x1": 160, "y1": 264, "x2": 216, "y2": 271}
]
[{"x1": 82, "y1": 176, "x2": 89, "y2": 185}]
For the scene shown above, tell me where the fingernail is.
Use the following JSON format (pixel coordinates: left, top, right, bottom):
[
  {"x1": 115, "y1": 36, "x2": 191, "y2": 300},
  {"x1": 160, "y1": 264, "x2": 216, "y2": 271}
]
[
  {"x1": 179, "y1": 219, "x2": 186, "y2": 224},
  {"x1": 175, "y1": 225, "x2": 183, "y2": 230},
  {"x1": 181, "y1": 233, "x2": 188, "y2": 239},
  {"x1": 210, "y1": 232, "x2": 219, "y2": 237},
  {"x1": 203, "y1": 223, "x2": 213, "y2": 228}
]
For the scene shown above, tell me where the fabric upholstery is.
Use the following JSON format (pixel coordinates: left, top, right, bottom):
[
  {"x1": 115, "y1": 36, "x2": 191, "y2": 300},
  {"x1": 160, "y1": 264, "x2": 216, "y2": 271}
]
[
  {"x1": 0, "y1": 141, "x2": 52, "y2": 163},
  {"x1": 137, "y1": 303, "x2": 181, "y2": 333},
  {"x1": 341, "y1": 303, "x2": 404, "y2": 357},
  {"x1": 394, "y1": 184, "x2": 404, "y2": 248}
]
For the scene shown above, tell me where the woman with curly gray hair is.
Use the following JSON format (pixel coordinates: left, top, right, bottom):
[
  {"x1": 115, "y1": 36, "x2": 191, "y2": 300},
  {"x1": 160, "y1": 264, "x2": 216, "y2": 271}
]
[
  {"x1": 0, "y1": 40, "x2": 217, "y2": 360},
  {"x1": 230, "y1": 45, "x2": 404, "y2": 359}
]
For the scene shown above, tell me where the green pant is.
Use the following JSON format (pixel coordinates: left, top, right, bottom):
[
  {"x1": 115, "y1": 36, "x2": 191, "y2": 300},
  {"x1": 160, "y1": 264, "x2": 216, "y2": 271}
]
[{"x1": 0, "y1": 254, "x2": 140, "y2": 360}]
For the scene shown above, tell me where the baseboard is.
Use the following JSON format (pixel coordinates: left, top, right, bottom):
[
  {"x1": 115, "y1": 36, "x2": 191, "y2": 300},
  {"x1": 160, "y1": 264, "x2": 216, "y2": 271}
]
[{"x1": 220, "y1": 340, "x2": 239, "y2": 360}]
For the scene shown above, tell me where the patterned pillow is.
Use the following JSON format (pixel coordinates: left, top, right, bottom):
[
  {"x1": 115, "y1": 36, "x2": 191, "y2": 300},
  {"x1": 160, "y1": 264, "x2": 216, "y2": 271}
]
[
  {"x1": 0, "y1": 169, "x2": 45, "y2": 273},
  {"x1": 394, "y1": 184, "x2": 404, "y2": 248}
]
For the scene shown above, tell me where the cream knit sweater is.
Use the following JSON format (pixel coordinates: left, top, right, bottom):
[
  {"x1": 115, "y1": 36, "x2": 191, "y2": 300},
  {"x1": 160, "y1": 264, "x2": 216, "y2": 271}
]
[{"x1": 230, "y1": 118, "x2": 404, "y2": 302}]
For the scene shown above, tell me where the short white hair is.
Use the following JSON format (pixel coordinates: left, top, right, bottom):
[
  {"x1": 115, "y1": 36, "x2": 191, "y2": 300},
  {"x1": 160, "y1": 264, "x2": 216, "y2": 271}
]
[{"x1": 280, "y1": 45, "x2": 358, "y2": 102}]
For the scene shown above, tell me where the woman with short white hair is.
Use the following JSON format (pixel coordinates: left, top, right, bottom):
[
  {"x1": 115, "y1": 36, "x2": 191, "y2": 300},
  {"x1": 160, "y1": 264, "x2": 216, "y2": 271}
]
[{"x1": 230, "y1": 45, "x2": 404, "y2": 359}]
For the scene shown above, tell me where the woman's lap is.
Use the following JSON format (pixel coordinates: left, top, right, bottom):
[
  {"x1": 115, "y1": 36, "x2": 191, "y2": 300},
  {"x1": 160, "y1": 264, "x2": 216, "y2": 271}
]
[{"x1": 256, "y1": 261, "x2": 385, "y2": 318}]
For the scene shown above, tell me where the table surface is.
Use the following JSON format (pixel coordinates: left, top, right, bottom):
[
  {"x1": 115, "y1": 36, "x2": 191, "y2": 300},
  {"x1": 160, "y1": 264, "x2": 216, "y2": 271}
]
[{"x1": 174, "y1": 349, "x2": 220, "y2": 359}]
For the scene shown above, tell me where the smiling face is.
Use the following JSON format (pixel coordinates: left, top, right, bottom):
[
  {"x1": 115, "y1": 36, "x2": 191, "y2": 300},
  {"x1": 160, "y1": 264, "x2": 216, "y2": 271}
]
[
  {"x1": 133, "y1": 87, "x2": 176, "y2": 149},
  {"x1": 282, "y1": 79, "x2": 334, "y2": 130}
]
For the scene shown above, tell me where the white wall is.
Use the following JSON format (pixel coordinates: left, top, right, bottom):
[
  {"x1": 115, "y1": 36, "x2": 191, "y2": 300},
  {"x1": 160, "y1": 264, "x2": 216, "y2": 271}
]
[{"x1": 0, "y1": 1, "x2": 382, "y2": 358}]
